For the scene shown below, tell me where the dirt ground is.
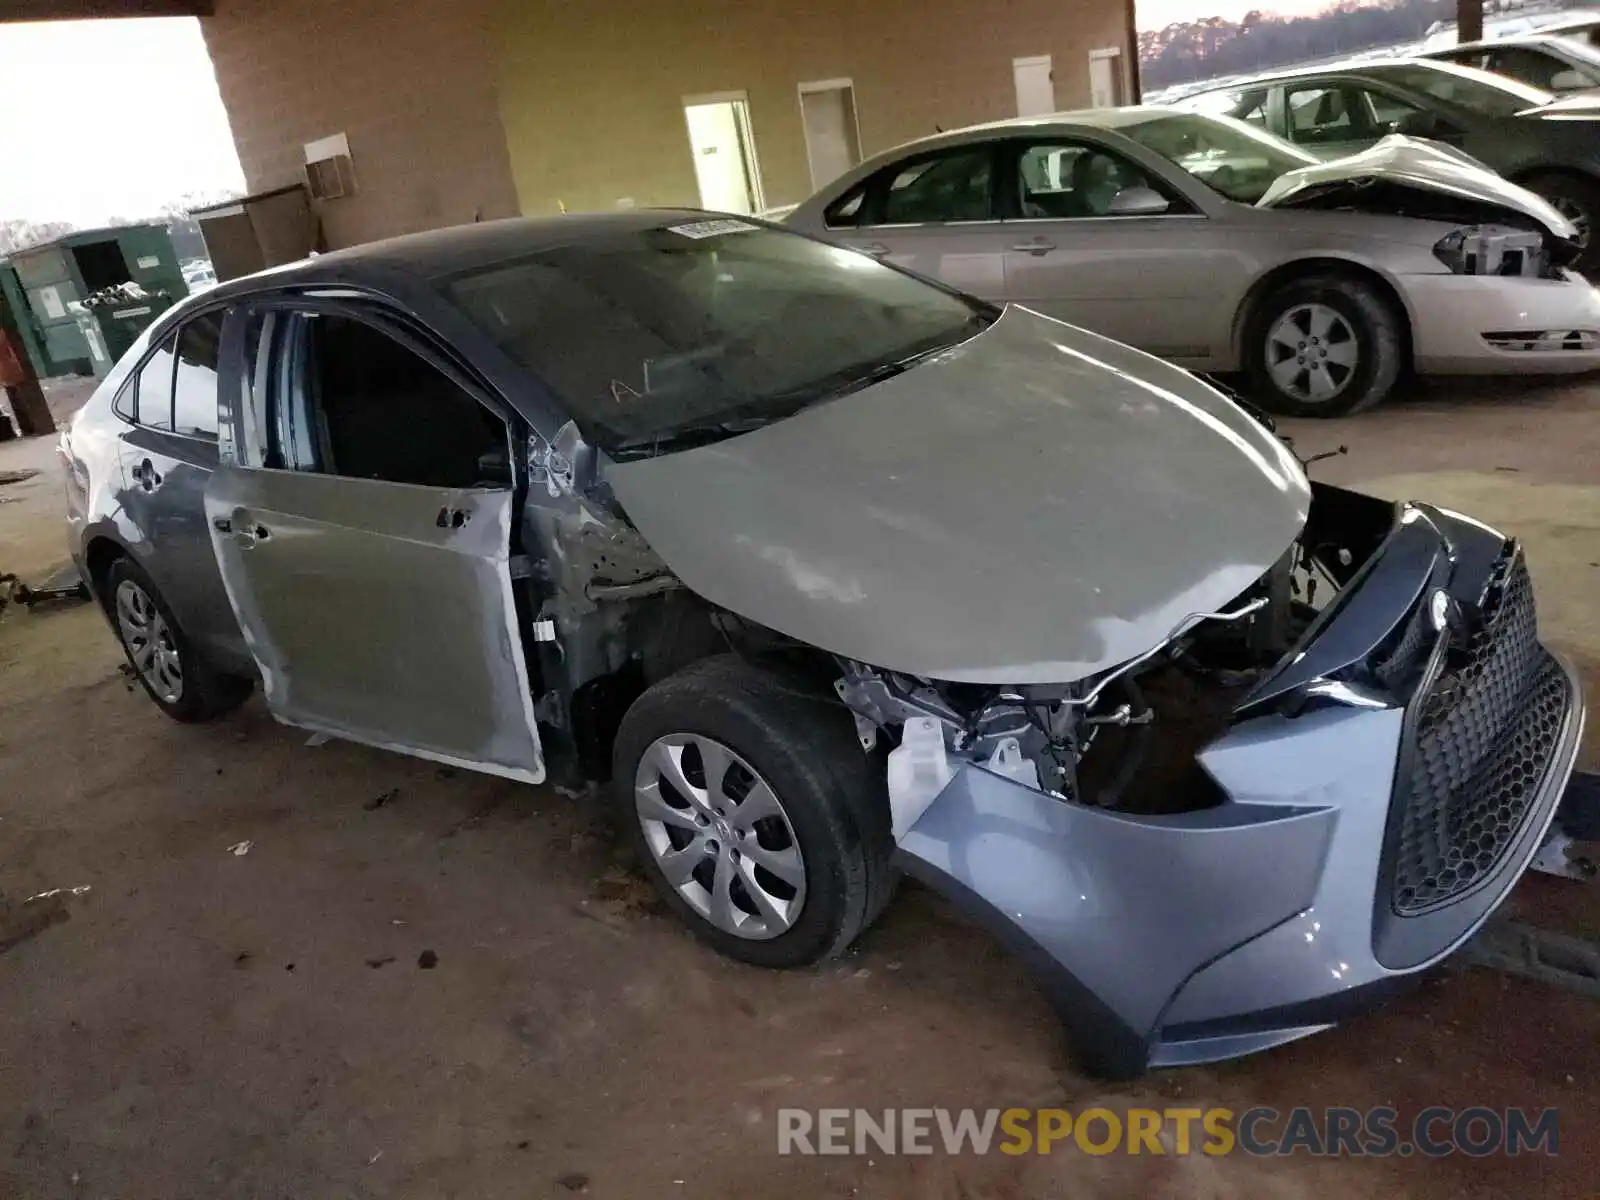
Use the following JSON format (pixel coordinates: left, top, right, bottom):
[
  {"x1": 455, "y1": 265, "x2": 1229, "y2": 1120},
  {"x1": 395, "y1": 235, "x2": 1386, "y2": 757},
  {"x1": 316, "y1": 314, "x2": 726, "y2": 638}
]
[{"x1": 1, "y1": 375, "x2": 1597, "y2": 1199}]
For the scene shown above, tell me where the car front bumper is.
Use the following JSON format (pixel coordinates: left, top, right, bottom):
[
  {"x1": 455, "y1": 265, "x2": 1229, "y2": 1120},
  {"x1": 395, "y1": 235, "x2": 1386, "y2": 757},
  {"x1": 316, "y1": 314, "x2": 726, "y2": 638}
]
[
  {"x1": 896, "y1": 500, "x2": 1587, "y2": 1078},
  {"x1": 1407, "y1": 269, "x2": 1600, "y2": 374}
]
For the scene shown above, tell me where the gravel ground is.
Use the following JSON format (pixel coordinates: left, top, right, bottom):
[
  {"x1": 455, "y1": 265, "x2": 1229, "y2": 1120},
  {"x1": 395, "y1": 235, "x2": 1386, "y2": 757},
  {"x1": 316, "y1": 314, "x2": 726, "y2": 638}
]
[{"x1": 0, "y1": 373, "x2": 1596, "y2": 1199}]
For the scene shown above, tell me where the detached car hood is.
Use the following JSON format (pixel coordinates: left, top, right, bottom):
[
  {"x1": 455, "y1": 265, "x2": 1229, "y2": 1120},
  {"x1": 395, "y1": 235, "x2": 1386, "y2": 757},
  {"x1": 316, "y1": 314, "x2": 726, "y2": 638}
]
[
  {"x1": 606, "y1": 307, "x2": 1310, "y2": 685},
  {"x1": 1258, "y1": 134, "x2": 1578, "y2": 244}
]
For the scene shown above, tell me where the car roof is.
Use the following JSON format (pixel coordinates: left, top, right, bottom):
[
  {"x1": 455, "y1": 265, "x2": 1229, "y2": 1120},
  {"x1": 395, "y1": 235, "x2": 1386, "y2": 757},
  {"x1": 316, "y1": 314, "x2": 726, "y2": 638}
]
[
  {"x1": 1182, "y1": 54, "x2": 1532, "y2": 95},
  {"x1": 203, "y1": 209, "x2": 718, "y2": 300},
  {"x1": 1428, "y1": 32, "x2": 1600, "y2": 56},
  {"x1": 826, "y1": 104, "x2": 1198, "y2": 163}
]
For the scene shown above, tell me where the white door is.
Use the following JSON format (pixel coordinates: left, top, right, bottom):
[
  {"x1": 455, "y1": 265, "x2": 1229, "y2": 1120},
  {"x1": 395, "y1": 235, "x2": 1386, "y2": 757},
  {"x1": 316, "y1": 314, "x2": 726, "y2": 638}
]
[
  {"x1": 799, "y1": 81, "x2": 862, "y2": 190},
  {"x1": 684, "y1": 97, "x2": 762, "y2": 214},
  {"x1": 1013, "y1": 56, "x2": 1055, "y2": 117},
  {"x1": 1088, "y1": 49, "x2": 1126, "y2": 108}
]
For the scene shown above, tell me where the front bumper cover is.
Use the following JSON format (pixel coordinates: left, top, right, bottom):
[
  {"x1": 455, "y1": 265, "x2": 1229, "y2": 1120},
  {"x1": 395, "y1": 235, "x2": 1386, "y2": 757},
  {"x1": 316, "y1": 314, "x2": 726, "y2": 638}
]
[{"x1": 895, "y1": 495, "x2": 1587, "y2": 1079}]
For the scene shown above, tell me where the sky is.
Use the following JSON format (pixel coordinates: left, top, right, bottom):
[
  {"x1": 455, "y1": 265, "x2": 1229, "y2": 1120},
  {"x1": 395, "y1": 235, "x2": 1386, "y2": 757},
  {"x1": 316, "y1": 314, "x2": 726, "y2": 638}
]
[
  {"x1": 1136, "y1": 0, "x2": 1336, "y2": 28},
  {"x1": 0, "y1": 17, "x2": 244, "y2": 228}
]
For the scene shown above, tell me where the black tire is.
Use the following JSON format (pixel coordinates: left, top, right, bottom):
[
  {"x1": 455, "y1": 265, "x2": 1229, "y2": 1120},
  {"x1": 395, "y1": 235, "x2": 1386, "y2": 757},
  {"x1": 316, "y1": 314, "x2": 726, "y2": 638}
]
[
  {"x1": 104, "y1": 556, "x2": 252, "y2": 723},
  {"x1": 1243, "y1": 272, "x2": 1403, "y2": 418},
  {"x1": 1521, "y1": 171, "x2": 1600, "y2": 270},
  {"x1": 612, "y1": 654, "x2": 895, "y2": 968}
]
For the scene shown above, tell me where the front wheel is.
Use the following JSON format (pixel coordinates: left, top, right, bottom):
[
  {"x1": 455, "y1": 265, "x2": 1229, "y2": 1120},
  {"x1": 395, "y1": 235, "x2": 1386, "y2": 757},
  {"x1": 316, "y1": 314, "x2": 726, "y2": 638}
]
[
  {"x1": 1243, "y1": 273, "x2": 1403, "y2": 418},
  {"x1": 612, "y1": 655, "x2": 894, "y2": 968}
]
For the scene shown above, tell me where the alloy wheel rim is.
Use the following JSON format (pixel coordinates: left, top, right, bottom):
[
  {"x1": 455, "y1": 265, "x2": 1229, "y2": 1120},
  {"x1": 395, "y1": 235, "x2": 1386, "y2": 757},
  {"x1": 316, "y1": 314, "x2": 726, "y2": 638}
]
[
  {"x1": 634, "y1": 733, "x2": 807, "y2": 940},
  {"x1": 114, "y1": 579, "x2": 183, "y2": 704},
  {"x1": 1265, "y1": 302, "x2": 1359, "y2": 404}
]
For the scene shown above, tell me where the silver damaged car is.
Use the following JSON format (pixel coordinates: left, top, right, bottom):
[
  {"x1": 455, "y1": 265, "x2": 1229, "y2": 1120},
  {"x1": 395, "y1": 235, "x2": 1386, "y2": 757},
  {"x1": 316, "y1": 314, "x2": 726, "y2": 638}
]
[{"x1": 62, "y1": 215, "x2": 1586, "y2": 1077}]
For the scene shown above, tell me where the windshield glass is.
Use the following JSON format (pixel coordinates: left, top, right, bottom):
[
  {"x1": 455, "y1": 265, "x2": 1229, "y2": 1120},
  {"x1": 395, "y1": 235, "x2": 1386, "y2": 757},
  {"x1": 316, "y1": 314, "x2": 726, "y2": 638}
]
[
  {"x1": 1376, "y1": 62, "x2": 1551, "y2": 114},
  {"x1": 446, "y1": 222, "x2": 989, "y2": 457},
  {"x1": 1119, "y1": 112, "x2": 1315, "y2": 204}
]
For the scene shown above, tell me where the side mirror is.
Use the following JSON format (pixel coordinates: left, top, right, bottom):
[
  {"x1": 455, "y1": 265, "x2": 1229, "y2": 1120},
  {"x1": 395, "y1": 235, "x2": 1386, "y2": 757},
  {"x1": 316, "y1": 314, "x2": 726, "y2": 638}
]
[
  {"x1": 1550, "y1": 69, "x2": 1587, "y2": 91},
  {"x1": 1106, "y1": 185, "x2": 1170, "y2": 216}
]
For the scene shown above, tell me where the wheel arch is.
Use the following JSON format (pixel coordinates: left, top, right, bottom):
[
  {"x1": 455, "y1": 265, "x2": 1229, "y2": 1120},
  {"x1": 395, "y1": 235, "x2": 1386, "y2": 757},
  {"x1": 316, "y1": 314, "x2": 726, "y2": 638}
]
[
  {"x1": 1232, "y1": 257, "x2": 1415, "y2": 372},
  {"x1": 83, "y1": 532, "x2": 133, "y2": 607}
]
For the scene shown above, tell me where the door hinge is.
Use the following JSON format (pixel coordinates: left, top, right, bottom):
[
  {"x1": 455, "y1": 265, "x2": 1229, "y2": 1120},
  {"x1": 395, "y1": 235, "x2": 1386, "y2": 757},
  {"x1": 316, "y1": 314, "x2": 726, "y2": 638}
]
[{"x1": 508, "y1": 554, "x2": 532, "y2": 580}]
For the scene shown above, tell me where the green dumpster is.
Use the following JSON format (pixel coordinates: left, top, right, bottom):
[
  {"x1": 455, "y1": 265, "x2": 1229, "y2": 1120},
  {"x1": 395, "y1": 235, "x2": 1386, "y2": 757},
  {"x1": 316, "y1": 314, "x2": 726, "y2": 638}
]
[{"x1": 6, "y1": 223, "x2": 189, "y2": 376}]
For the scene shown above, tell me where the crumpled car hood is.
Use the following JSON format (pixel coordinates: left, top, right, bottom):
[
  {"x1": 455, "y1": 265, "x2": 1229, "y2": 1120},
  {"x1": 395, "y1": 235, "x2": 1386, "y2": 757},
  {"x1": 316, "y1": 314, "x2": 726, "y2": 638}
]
[
  {"x1": 605, "y1": 306, "x2": 1310, "y2": 685},
  {"x1": 1258, "y1": 134, "x2": 1578, "y2": 243}
]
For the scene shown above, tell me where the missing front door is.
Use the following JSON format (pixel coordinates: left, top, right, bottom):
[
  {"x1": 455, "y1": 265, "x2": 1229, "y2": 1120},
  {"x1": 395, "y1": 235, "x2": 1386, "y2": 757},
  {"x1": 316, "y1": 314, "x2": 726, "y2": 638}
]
[
  {"x1": 798, "y1": 79, "x2": 863, "y2": 191},
  {"x1": 683, "y1": 94, "x2": 764, "y2": 215}
]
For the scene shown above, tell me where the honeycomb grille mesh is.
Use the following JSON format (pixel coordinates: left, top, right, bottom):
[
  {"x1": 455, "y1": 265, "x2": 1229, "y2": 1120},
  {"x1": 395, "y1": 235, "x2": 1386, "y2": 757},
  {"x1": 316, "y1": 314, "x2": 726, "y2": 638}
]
[{"x1": 1391, "y1": 554, "x2": 1567, "y2": 915}]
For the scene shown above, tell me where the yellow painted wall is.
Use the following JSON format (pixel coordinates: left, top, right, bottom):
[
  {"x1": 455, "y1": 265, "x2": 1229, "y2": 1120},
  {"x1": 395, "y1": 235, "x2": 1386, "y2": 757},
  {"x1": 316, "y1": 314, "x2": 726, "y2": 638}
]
[{"x1": 493, "y1": 0, "x2": 1131, "y2": 217}]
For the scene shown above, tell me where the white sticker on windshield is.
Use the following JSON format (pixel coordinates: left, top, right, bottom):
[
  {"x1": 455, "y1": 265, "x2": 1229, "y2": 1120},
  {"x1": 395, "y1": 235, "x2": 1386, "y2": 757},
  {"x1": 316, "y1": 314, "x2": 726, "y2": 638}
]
[{"x1": 667, "y1": 218, "x2": 759, "y2": 239}]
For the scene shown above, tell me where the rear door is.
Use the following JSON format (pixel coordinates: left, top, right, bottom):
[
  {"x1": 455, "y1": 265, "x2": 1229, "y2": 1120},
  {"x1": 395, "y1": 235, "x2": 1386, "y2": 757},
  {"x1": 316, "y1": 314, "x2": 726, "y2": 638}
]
[
  {"x1": 205, "y1": 302, "x2": 544, "y2": 782},
  {"x1": 113, "y1": 313, "x2": 248, "y2": 670},
  {"x1": 824, "y1": 143, "x2": 1012, "y2": 301}
]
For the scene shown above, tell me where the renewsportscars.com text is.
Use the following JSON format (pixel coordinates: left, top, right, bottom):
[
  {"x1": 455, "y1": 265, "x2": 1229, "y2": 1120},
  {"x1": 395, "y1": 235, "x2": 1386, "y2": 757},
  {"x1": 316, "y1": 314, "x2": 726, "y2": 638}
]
[{"x1": 776, "y1": 1106, "x2": 1559, "y2": 1158}]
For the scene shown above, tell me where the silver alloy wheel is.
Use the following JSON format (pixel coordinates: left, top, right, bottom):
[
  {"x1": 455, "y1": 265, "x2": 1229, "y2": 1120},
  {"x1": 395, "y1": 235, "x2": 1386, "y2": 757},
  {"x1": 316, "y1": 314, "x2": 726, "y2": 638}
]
[
  {"x1": 634, "y1": 733, "x2": 807, "y2": 940},
  {"x1": 1265, "y1": 302, "x2": 1359, "y2": 405},
  {"x1": 114, "y1": 579, "x2": 183, "y2": 704},
  {"x1": 1547, "y1": 194, "x2": 1591, "y2": 249}
]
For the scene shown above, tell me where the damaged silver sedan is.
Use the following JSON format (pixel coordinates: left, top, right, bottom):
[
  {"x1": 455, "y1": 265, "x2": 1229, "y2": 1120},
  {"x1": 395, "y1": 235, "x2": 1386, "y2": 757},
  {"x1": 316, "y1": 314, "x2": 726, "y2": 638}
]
[
  {"x1": 63, "y1": 215, "x2": 1586, "y2": 1077},
  {"x1": 784, "y1": 109, "x2": 1600, "y2": 416}
]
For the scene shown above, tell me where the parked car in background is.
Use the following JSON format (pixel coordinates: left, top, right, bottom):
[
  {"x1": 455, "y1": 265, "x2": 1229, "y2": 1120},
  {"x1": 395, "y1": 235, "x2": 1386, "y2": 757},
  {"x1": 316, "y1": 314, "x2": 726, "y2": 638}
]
[
  {"x1": 59, "y1": 214, "x2": 1587, "y2": 1077},
  {"x1": 1531, "y1": 10, "x2": 1600, "y2": 49},
  {"x1": 1422, "y1": 33, "x2": 1600, "y2": 93},
  {"x1": 786, "y1": 108, "x2": 1597, "y2": 416},
  {"x1": 1178, "y1": 58, "x2": 1600, "y2": 261}
]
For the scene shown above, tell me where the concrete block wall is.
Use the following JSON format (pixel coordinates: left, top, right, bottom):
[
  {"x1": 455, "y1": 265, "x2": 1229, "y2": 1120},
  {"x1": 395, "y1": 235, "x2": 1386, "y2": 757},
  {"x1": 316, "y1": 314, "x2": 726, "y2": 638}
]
[{"x1": 201, "y1": 0, "x2": 522, "y2": 248}]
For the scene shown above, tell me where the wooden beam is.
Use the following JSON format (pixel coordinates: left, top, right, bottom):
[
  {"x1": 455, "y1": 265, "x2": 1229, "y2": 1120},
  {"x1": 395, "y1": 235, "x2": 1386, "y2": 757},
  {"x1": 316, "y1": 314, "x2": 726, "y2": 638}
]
[
  {"x1": 1457, "y1": 0, "x2": 1483, "y2": 43},
  {"x1": 0, "y1": 0, "x2": 211, "y2": 21}
]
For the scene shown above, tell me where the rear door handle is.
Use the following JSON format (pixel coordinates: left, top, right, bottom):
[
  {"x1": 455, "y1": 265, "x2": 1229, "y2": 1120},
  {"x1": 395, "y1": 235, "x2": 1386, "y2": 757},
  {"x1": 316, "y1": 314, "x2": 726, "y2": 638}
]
[
  {"x1": 1010, "y1": 239, "x2": 1057, "y2": 255},
  {"x1": 436, "y1": 506, "x2": 471, "y2": 530},
  {"x1": 857, "y1": 241, "x2": 891, "y2": 258}
]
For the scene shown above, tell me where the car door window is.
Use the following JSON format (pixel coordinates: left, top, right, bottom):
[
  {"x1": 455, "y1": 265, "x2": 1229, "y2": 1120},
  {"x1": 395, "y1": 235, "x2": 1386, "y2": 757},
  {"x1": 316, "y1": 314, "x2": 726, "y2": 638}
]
[
  {"x1": 1286, "y1": 85, "x2": 1376, "y2": 148},
  {"x1": 133, "y1": 334, "x2": 177, "y2": 432},
  {"x1": 1184, "y1": 86, "x2": 1269, "y2": 127},
  {"x1": 876, "y1": 148, "x2": 995, "y2": 224},
  {"x1": 1014, "y1": 141, "x2": 1175, "y2": 218},
  {"x1": 172, "y1": 311, "x2": 223, "y2": 439},
  {"x1": 280, "y1": 313, "x2": 508, "y2": 490},
  {"x1": 1359, "y1": 86, "x2": 1423, "y2": 129},
  {"x1": 1486, "y1": 47, "x2": 1576, "y2": 90}
]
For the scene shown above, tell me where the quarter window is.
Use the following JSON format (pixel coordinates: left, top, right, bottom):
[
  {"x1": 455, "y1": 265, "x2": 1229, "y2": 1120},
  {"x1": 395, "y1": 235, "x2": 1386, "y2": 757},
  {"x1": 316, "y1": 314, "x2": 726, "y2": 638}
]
[
  {"x1": 133, "y1": 334, "x2": 176, "y2": 432},
  {"x1": 173, "y1": 312, "x2": 223, "y2": 439},
  {"x1": 877, "y1": 149, "x2": 995, "y2": 224}
]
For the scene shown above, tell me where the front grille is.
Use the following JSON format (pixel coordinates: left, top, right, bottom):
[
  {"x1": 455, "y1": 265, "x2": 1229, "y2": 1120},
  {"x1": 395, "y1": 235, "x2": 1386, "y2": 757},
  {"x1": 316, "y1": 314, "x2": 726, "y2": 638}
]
[{"x1": 1390, "y1": 552, "x2": 1568, "y2": 915}]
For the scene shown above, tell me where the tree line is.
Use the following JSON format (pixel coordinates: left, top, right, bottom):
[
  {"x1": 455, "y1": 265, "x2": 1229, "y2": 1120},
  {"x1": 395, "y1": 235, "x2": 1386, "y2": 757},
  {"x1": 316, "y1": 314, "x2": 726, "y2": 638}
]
[{"x1": 1139, "y1": 0, "x2": 1458, "y2": 88}]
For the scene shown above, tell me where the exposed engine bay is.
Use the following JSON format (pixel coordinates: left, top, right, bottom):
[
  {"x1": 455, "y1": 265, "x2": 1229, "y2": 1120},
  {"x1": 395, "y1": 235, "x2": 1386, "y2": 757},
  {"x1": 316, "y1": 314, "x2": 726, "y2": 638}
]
[{"x1": 834, "y1": 480, "x2": 1399, "y2": 836}]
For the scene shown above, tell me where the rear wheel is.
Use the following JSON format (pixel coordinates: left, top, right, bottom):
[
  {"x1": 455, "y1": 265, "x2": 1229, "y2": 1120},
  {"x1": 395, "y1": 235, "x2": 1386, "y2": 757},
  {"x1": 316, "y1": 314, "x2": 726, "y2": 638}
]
[
  {"x1": 613, "y1": 655, "x2": 894, "y2": 968},
  {"x1": 1244, "y1": 273, "x2": 1402, "y2": 418},
  {"x1": 105, "y1": 557, "x2": 251, "y2": 723}
]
